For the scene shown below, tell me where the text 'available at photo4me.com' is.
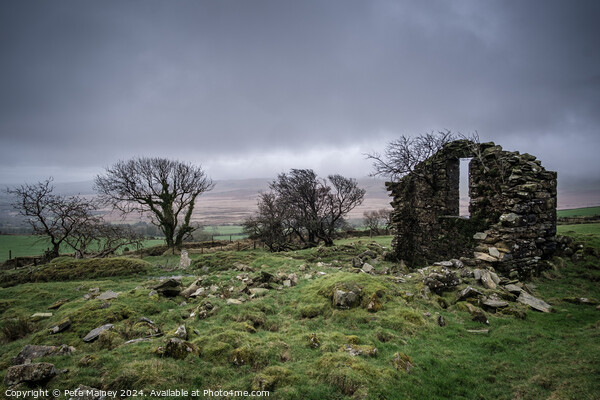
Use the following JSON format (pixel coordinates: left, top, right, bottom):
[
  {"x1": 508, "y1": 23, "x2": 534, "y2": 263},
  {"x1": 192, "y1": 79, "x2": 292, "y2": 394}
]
[{"x1": 4, "y1": 388, "x2": 271, "y2": 399}]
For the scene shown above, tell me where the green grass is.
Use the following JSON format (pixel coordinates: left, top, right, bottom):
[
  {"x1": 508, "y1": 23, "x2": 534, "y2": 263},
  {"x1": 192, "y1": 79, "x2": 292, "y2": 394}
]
[
  {"x1": 0, "y1": 232, "x2": 598, "y2": 399},
  {"x1": 557, "y1": 206, "x2": 600, "y2": 218},
  {"x1": 0, "y1": 225, "x2": 247, "y2": 263}
]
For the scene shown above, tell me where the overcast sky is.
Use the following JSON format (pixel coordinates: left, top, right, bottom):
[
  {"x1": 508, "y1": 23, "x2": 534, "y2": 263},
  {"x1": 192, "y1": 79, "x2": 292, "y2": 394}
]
[{"x1": 1, "y1": 0, "x2": 599, "y2": 187}]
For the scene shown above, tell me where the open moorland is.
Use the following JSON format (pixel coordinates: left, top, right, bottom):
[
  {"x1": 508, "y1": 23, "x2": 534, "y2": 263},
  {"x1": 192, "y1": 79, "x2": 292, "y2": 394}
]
[{"x1": 0, "y1": 222, "x2": 598, "y2": 399}]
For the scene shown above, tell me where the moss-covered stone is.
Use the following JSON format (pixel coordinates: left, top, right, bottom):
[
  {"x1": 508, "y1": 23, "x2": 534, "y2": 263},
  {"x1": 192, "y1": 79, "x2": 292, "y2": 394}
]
[{"x1": 392, "y1": 352, "x2": 414, "y2": 373}]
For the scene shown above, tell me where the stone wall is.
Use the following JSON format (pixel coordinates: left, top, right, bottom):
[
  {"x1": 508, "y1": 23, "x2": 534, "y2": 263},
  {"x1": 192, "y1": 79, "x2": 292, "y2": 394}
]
[{"x1": 386, "y1": 140, "x2": 557, "y2": 279}]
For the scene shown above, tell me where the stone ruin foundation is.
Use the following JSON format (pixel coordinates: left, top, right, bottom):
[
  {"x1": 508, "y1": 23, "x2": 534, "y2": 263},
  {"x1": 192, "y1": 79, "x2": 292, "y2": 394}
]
[{"x1": 386, "y1": 140, "x2": 557, "y2": 279}]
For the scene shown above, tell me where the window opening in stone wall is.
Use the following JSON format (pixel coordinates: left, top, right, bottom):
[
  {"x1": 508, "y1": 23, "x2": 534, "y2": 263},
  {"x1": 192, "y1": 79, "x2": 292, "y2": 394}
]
[{"x1": 459, "y1": 157, "x2": 472, "y2": 217}]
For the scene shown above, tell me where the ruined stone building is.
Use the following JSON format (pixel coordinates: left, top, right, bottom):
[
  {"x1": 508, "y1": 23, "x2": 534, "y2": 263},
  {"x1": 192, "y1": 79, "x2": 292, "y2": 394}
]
[{"x1": 386, "y1": 140, "x2": 557, "y2": 278}]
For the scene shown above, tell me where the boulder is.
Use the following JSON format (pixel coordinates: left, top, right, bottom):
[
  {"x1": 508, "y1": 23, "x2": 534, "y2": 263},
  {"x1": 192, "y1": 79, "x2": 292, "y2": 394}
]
[
  {"x1": 181, "y1": 279, "x2": 203, "y2": 298},
  {"x1": 50, "y1": 317, "x2": 72, "y2": 334},
  {"x1": 458, "y1": 286, "x2": 483, "y2": 300},
  {"x1": 175, "y1": 325, "x2": 188, "y2": 340},
  {"x1": 333, "y1": 288, "x2": 360, "y2": 309},
  {"x1": 96, "y1": 290, "x2": 120, "y2": 301},
  {"x1": 3, "y1": 362, "x2": 56, "y2": 386},
  {"x1": 482, "y1": 298, "x2": 509, "y2": 309},
  {"x1": 361, "y1": 263, "x2": 375, "y2": 274},
  {"x1": 159, "y1": 338, "x2": 198, "y2": 359},
  {"x1": 83, "y1": 324, "x2": 114, "y2": 342},
  {"x1": 517, "y1": 292, "x2": 552, "y2": 313},
  {"x1": 153, "y1": 279, "x2": 182, "y2": 297},
  {"x1": 504, "y1": 284, "x2": 523, "y2": 295},
  {"x1": 12, "y1": 345, "x2": 58, "y2": 365}
]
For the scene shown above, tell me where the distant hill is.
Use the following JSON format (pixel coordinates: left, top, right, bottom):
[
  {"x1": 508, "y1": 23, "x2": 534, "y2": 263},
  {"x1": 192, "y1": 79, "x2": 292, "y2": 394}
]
[{"x1": 1, "y1": 177, "x2": 598, "y2": 227}]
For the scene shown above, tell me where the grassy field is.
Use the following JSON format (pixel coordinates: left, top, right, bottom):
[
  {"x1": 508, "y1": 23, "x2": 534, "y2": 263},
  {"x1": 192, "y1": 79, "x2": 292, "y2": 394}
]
[
  {"x1": 0, "y1": 226, "x2": 246, "y2": 263},
  {"x1": 0, "y1": 227, "x2": 598, "y2": 399},
  {"x1": 557, "y1": 206, "x2": 600, "y2": 218}
]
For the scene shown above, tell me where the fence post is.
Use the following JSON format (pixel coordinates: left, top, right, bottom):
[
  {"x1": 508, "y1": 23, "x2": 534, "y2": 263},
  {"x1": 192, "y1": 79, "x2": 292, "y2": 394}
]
[
  {"x1": 230, "y1": 235, "x2": 232, "y2": 243},
  {"x1": 9, "y1": 250, "x2": 11, "y2": 260}
]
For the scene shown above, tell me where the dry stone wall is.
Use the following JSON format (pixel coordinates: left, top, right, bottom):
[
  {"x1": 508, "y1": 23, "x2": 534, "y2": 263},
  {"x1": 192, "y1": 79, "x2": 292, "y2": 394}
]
[{"x1": 386, "y1": 140, "x2": 557, "y2": 279}]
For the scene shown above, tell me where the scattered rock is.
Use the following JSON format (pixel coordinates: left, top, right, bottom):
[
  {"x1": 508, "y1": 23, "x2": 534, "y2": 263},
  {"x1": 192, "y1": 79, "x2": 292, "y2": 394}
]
[
  {"x1": 466, "y1": 329, "x2": 490, "y2": 334},
  {"x1": 482, "y1": 298, "x2": 509, "y2": 309},
  {"x1": 158, "y1": 338, "x2": 198, "y2": 359},
  {"x1": 423, "y1": 268, "x2": 459, "y2": 294},
  {"x1": 308, "y1": 333, "x2": 320, "y2": 348},
  {"x1": 392, "y1": 352, "x2": 413, "y2": 373},
  {"x1": 474, "y1": 252, "x2": 498, "y2": 262},
  {"x1": 488, "y1": 247, "x2": 501, "y2": 258},
  {"x1": 282, "y1": 280, "x2": 292, "y2": 287},
  {"x1": 288, "y1": 273, "x2": 299, "y2": 286},
  {"x1": 433, "y1": 261, "x2": 454, "y2": 268},
  {"x1": 366, "y1": 294, "x2": 382, "y2": 312},
  {"x1": 48, "y1": 299, "x2": 69, "y2": 310},
  {"x1": 30, "y1": 312, "x2": 52, "y2": 320},
  {"x1": 139, "y1": 317, "x2": 154, "y2": 325},
  {"x1": 189, "y1": 288, "x2": 206, "y2": 298},
  {"x1": 83, "y1": 324, "x2": 114, "y2": 342},
  {"x1": 458, "y1": 286, "x2": 483, "y2": 300},
  {"x1": 12, "y1": 345, "x2": 60, "y2": 365},
  {"x1": 179, "y1": 250, "x2": 191, "y2": 269},
  {"x1": 175, "y1": 325, "x2": 188, "y2": 340},
  {"x1": 504, "y1": 284, "x2": 523, "y2": 295},
  {"x1": 362, "y1": 263, "x2": 375, "y2": 274},
  {"x1": 437, "y1": 315, "x2": 447, "y2": 327},
  {"x1": 475, "y1": 269, "x2": 497, "y2": 290},
  {"x1": 50, "y1": 317, "x2": 71, "y2": 334},
  {"x1": 96, "y1": 290, "x2": 120, "y2": 301},
  {"x1": 181, "y1": 279, "x2": 203, "y2": 298},
  {"x1": 333, "y1": 287, "x2": 361, "y2": 309},
  {"x1": 473, "y1": 232, "x2": 487, "y2": 240},
  {"x1": 341, "y1": 344, "x2": 377, "y2": 357},
  {"x1": 226, "y1": 299, "x2": 243, "y2": 305},
  {"x1": 359, "y1": 250, "x2": 377, "y2": 260},
  {"x1": 153, "y1": 279, "x2": 182, "y2": 297},
  {"x1": 563, "y1": 297, "x2": 599, "y2": 305},
  {"x1": 3, "y1": 362, "x2": 56, "y2": 386},
  {"x1": 517, "y1": 292, "x2": 552, "y2": 313},
  {"x1": 249, "y1": 288, "x2": 269, "y2": 296}
]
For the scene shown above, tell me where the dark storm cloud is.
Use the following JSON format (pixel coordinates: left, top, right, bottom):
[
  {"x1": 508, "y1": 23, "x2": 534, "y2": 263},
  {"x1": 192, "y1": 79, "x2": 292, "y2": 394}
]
[{"x1": 0, "y1": 0, "x2": 599, "y2": 184}]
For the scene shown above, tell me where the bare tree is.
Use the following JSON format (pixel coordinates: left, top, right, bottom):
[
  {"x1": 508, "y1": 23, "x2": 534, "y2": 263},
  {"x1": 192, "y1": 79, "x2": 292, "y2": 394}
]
[
  {"x1": 6, "y1": 178, "x2": 96, "y2": 259},
  {"x1": 243, "y1": 192, "x2": 292, "y2": 252},
  {"x1": 94, "y1": 157, "x2": 214, "y2": 249},
  {"x1": 366, "y1": 130, "x2": 455, "y2": 181},
  {"x1": 66, "y1": 220, "x2": 144, "y2": 258},
  {"x1": 363, "y1": 208, "x2": 393, "y2": 236},
  {"x1": 245, "y1": 169, "x2": 365, "y2": 249}
]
